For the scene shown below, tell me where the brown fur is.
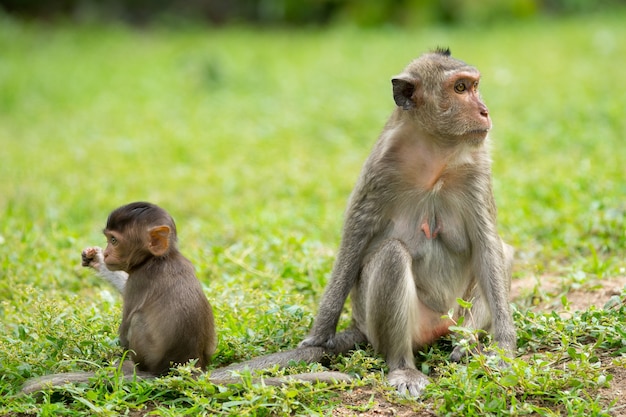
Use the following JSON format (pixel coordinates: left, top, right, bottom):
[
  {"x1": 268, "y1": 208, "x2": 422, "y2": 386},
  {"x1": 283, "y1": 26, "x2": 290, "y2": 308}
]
[
  {"x1": 101, "y1": 202, "x2": 217, "y2": 374},
  {"x1": 22, "y1": 203, "x2": 351, "y2": 395}
]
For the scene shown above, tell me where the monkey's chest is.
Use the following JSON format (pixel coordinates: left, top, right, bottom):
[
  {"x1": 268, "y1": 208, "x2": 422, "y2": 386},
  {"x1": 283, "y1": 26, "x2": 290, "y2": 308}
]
[
  {"x1": 388, "y1": 203, "x2": 471, "y2": 258},
  {"x1": 377, "y1": 207, "x2": 472, "y2": 311}
]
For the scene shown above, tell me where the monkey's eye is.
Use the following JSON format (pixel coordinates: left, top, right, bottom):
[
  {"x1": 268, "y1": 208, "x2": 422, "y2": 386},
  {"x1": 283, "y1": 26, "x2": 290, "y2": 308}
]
[
  {"x1": 110, "y1": 236, "x2": 118, "y2": 246},
  {"x1": 473, "y1": 81, "x2": 479, "y2": 90},
  {"x1": 454, "y1": 82, "x2": 466, "y2": 93}
]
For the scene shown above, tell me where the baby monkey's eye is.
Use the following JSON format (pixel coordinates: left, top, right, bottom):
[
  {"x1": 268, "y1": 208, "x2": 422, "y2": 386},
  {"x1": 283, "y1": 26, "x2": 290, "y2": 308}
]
[{"x1": 454, "y1": 82, "x2": 466, "y2": 93}]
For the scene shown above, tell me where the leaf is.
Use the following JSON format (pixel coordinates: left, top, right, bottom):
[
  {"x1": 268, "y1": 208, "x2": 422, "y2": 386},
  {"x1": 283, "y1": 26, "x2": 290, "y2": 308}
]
[
  {"x1": 500, "y1": 374, "x2": 519, "y2": 387},
  {"x1": 456, "y1": 298, "x2": 473, "y2": 309},
  {"x1": 566, "y1": 347, "x2": 579, "y2": 359}
]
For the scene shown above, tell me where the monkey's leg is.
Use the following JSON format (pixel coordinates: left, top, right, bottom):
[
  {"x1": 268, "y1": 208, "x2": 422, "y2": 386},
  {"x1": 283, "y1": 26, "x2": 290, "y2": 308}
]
[
  {"x1": 449, "y1": 288, "x2": 491, "y2": 362},
  {"x1": 450, "y1": 241, "x2": 515, "y2": 362},
  {"x1": 359, "y1": 239, "x2": 429, "y2": 397},
  {"x1": 125, "y1": 312, "x2": 171, "y2": 375}
]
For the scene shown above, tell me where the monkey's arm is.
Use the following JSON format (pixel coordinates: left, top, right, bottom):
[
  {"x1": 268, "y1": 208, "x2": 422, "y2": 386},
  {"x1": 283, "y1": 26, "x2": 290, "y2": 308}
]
[
  {"x1": 469, "y1": 186, "x2": 516, "y2": 355},
  {"x1": 300, "y1": 242, "x2": 362, "y2": 348},
  {"x1": 96, "y1": 268, "x2": 128, "y2": 295},
  {"x1": 301, "y1": 189, "x2": 382, "y2": 350},
  {"x1": 81, "y1": 246, "x2": 128, "y2": 294}
]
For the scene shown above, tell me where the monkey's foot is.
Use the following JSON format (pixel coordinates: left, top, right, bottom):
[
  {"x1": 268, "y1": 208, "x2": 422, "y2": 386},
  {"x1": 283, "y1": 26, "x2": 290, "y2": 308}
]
[
  {"x1": 451, "y1": 342, "x2": 513, "y2": 370},
  {"x1": 387, "y1": 368, "x2": 430, "y2": 397},
  {"x1": 450, "y1": 342, "x2": 483, "y2": 362},
  {"x1": 81, "y1": 246, "x2": 104, "y2": 269}
]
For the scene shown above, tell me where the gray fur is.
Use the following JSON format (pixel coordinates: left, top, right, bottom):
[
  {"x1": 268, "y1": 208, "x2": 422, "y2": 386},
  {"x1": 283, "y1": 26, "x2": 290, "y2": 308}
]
[
  {"x1": 21, "y1": 348, "x2": 352, "y2": 395},
  {"x1": 301, "y1": 50, "x2": 516, "y2": 397}
]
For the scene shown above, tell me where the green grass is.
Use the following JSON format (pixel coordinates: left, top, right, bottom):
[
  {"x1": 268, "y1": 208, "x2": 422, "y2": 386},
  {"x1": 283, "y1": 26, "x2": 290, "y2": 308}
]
[{"x1": 1, "y1": 9, "x2": 625, "y2": 416}]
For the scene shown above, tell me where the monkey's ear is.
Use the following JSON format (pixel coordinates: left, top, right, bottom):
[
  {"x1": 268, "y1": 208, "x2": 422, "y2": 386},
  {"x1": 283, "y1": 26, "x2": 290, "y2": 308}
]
[
  {"x1": 392, "y1": 75, "x2": 420, "y2": 110},
  {"x1": 148, "y1": 225, "x2": 171, "y2": 256}
]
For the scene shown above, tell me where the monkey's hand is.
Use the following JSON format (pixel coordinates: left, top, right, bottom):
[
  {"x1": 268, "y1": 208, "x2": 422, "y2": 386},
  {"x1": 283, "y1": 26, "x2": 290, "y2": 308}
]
[
  {"x1": 82, "y1": 246, "x2": 127, "y2": 295},
  {"x1": 81, "y1": 246, "x2": 104, "y2": 270},
  {"x1": 301, "y1": 327, "x2": 367, "y2": 355},
  {"x1": 299, "y1": 332, "x2": 337, "y2": 350}
]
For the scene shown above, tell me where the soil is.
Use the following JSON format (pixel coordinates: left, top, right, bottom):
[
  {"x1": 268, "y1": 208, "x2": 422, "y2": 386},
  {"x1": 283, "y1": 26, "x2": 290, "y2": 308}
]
[{"x1": 332, "y1": 275, "x2": 626, "y2": 417}]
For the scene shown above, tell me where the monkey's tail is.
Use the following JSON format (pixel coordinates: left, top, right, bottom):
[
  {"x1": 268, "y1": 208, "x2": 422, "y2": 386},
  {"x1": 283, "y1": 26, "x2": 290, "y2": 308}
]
[
  {"x1": 209, "y1": 371, "x2": 352, "y2": 386},
  {"x1": 209, "y1": 346, "x2": 329, "y2": 378},
  {"x1": 21, "y1": 372, "x2": 95, "y2": 395},
  {"x1": 20, "y1": 369, "x2": 154, "y2": 396},
  {"x1": 21, "y1": 359, "x2": 155, "y2": 396},
  {"x1": 21, "y1": 347, "x2": 353, "y2": 395},
  {"x1": 209, "y1": 346, "x2": 353, "y2": 385}
]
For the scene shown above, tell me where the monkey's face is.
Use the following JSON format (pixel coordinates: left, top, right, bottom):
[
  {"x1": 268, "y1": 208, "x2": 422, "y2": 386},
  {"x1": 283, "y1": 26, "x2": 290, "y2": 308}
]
[
  {"x1": 102, "y1": 225, "x2": 171, "y2": 272},
  {"x1": 393, "y1": 52, "x2": 492, "y2": 146},
  {"x1": 428, "y1": 70, "x2": 491, "y2": 144},
  {"x1": 102, "y1": 230, "x2": 132, "y2": 272}
]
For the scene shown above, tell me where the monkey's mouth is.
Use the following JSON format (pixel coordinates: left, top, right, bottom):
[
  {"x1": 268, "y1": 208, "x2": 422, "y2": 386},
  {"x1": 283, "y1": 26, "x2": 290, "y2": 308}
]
[
  {"x1": 461, "y1": 129, "x2": 490, "y2": 144},
  {"x1": 471, "y1": 129, "x2": 489, "y2": 134},
  {"x1": 464, "y1": 128, "x2": 490, "y2": 137}
]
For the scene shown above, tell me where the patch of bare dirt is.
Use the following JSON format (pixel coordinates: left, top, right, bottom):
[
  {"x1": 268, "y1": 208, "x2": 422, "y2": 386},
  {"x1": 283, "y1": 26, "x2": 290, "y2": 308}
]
[
  {"x1": 332, "y1": 386, "x2": 435, "y2": 416},
  {"x1": 510, "y1": 275, "x2": 626, "y2": 313},
  {"x1": 599, "y1": 361, "x2": 626, "y2": 417}
]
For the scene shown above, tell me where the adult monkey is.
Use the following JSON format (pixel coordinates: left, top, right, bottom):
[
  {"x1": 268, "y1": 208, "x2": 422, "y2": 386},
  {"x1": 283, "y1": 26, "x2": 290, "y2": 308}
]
[{"x1": 300, "y1": 48, "x2": 516, "y2": 396}]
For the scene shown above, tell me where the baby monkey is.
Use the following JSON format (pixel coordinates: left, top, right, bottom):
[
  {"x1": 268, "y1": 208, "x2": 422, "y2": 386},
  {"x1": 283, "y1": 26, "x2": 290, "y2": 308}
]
[
  {"x1": 22, "y1": 202, "x2": 350, "y2": 394},
  {"x1": 82, "y1": 201, "x2": 217, "y2": 374}
]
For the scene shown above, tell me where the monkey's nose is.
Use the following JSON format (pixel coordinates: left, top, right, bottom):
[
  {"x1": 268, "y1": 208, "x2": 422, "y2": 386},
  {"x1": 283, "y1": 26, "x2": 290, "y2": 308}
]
[{"x1": 478, "y1": 102, "x2": 489, "y2": 118}]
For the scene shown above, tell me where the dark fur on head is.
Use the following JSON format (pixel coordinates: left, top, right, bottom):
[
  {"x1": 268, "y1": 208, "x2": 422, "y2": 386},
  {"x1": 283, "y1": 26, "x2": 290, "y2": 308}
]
[
  {"x1": 433, "y1": 47, "x2": 451, "y2": 56},
  {"x1": 106, "y1": 202, "x2": 177, "y2": 238}
]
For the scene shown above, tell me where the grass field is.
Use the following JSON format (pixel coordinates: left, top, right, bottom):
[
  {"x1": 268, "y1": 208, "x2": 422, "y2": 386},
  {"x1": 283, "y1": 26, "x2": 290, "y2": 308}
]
[{"x1": 1, "y1": 9, "x2": 625, "y2": 416}]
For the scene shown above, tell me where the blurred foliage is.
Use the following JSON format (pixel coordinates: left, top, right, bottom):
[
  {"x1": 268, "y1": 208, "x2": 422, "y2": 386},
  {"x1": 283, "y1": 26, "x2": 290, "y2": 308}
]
[
  {"x1": 0, "y1": 11, "x2": 625, "y2": 415},
  {"x1": 0, "y1": 0, "x2": 623, "y2": 26}
]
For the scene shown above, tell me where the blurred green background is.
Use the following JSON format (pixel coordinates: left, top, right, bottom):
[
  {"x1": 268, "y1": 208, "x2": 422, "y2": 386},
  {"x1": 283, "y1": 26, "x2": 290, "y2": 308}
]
[
  {"x1": 1, "y1": 1, "x2": 625, "y2": 415},
  {"x1": 0, "y1": 0, "x2": 622, "y2": 26}
]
